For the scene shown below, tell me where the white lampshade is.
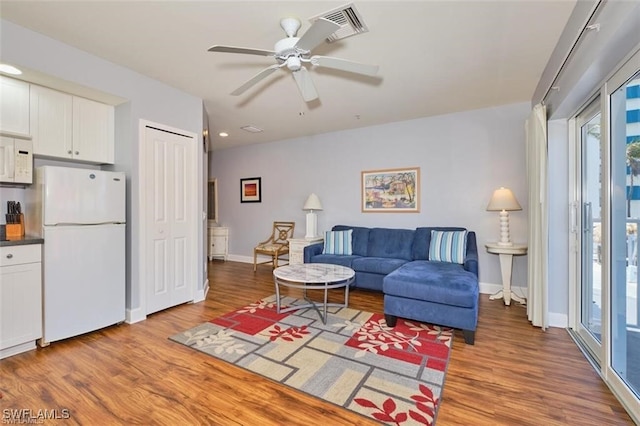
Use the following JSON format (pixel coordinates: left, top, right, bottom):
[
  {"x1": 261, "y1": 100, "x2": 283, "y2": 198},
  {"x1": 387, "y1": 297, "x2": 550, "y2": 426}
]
[
  {"x1": 303, "y1": 193, "x2": 323, "y2": 211},
  {"x1": 486, "y1": 187, "x2": 521, "y2": 247},
  {"x1": 486, "y1": 187, "x2": 522, "y2": 212}
]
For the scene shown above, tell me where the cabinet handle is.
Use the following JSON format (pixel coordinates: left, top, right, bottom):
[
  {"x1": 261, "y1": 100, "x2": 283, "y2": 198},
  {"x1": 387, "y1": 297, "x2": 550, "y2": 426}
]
[
  {"x1": 68, "y1": 150, "x2": 73, "y2": 154},
  {"x1": 6, "y1": 254, "x2": 13, "y2": 259},
  {"x1": 75, "y1": 151, "x2": 79, "y2": 155}
]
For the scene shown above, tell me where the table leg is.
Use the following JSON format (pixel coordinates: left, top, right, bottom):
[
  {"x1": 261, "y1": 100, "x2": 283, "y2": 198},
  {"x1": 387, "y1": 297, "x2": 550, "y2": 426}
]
[
  {"x1": 488, "y1": 253, "x2": 525, "y2": 306},
  {"x1": 275, "y1": 279, "x2": 282, "y2": 313}
]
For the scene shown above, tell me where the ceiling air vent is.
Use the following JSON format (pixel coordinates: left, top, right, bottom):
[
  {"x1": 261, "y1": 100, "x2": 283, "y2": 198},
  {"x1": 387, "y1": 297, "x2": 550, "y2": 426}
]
[{"x1": 308, "y1": 3, "x2": 369, "y2": 43}]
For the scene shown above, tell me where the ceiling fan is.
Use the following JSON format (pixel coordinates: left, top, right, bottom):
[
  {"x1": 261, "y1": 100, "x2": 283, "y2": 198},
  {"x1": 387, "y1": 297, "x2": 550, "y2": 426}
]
[{"x1": 208, "y1": 17, "x2": 379, "y2": 102}]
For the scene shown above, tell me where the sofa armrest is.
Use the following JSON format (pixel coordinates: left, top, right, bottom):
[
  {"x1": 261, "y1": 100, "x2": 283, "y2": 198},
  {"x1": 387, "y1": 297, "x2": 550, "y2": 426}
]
[
  {"x1": 464, "y1": 231, "x2": 479, "y2": 277},
  {"x1": 303, "y1": 242, "x2": 324, "y2": 263}
]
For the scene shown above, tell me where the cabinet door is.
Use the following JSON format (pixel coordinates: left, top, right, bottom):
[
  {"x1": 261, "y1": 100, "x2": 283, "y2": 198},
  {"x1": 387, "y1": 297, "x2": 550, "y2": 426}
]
[
  {"x1": 0, "y1": 76, "x2": 30, "y2": 136},
  {"x1": 30, "y1": 84, "x2": 73, "y2": 158},
  {"x1": 211, "y1": 235, "x2": 226, "y2": 256},
  {"x1": 72, "y1": 97, "x2": 115, "y2": 164},
  {"x1": 0, "y1": 262, "x2": 43, "y2": 350}
]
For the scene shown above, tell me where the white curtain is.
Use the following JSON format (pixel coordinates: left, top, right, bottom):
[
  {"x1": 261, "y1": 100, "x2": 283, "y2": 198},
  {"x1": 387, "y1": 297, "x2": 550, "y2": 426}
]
[{"x1": 525, "y1": 103, "x2": 548, "y2": 329}]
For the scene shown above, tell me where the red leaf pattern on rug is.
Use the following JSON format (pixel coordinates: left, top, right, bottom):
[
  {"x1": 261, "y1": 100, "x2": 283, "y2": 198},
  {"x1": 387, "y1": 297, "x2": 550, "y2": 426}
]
[
  {"x1": 408, "y1": 384, "x2": 438, "y2": 424},
  {"x1": 355, "y1": 384, "x2": 439, "y2": 426},
  {"x1": 264, "y1": 324, "x2": 310, "y2": 342},
  {"x1": 354, "y1": 397, "x2": 412, "y2": 425},
  {"x1": 343, "y1": 314, "x2": 452, "y2": 367}
]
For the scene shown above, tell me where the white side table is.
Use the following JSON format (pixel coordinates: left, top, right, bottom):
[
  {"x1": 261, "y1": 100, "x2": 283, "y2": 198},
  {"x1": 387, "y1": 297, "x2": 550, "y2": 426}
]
[
  {"x1": 485, "y1": 243, "x2": 527, "y2": 306},
  {"x1": 208, "y1": 226, "x2": 229, "y2": 261},
  {"x1": 288, "y1": 237, "x2": 324, "y2": 265}
]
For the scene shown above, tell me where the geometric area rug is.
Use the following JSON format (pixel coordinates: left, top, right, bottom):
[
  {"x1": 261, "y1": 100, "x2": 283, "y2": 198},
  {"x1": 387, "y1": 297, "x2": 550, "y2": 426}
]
[{"x1": 170, "y1": 295, "x2": 453, "y2": 425}]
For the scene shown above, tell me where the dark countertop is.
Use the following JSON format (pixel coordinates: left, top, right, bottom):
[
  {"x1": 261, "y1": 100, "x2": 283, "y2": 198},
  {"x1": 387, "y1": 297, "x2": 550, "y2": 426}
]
[{"x1": 0, "y1": 235, "x2": 44, "y2": 247}]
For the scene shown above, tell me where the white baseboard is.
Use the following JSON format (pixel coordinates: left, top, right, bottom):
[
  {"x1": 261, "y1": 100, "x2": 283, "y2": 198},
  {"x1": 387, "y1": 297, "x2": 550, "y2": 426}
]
[
  {"x1": 126, "y1": 306, "x2": 146, "y2": 324},
  {"x1": 228, "y1": 254, "x2": 258, "y2": 264},
  {"x1": 193, "y1": 279, "x2": 209, "y2": 303}
]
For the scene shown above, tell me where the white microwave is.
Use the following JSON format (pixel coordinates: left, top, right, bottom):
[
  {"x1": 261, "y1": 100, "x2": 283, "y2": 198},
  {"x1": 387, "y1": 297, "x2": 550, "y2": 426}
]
[{"x1": 0, "y1": 136, "x2": 33, "y2": 184}]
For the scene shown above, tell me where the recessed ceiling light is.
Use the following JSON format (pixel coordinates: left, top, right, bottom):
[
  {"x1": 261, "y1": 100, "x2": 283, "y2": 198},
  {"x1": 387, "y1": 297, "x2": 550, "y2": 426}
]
[
  {"x1": 219, "y1": 132, "x2": 228, "y2": 137},
  {"x1": 240, "y1": 125, "x2": 263, "y2": 133},
  {"x1": 0, "y1": 64, "x2": 22, "y2": 75}
]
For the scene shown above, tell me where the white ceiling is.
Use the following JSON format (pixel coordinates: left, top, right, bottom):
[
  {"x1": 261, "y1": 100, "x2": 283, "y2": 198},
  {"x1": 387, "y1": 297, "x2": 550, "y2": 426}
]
[{"x1": 0, "y1": 1, "x2": 576, "y2": 151}]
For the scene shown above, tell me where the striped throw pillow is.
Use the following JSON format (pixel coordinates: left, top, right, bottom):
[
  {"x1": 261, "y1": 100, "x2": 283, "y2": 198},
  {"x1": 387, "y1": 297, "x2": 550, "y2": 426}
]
[
  {"x1": 429, "y1": 230, "x2": 467, "y2": 264},
  {"x1": 322, "y1": 230, "x2": 353, "y2": 255}
]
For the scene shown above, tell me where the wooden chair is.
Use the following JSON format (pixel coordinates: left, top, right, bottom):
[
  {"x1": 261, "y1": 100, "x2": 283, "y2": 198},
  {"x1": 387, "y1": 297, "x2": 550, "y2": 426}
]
[{"x1": 253, "y1": 221, "x2": 295, "y2": 271}]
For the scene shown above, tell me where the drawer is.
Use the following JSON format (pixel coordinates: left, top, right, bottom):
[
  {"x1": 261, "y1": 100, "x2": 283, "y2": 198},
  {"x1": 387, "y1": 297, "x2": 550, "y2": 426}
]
[
  {"x1": 210, "y1": 227, "x2": 228, "y2": 237},
  {"x1": 0, "y1": 244, "x2": 42, "y2": 266}
]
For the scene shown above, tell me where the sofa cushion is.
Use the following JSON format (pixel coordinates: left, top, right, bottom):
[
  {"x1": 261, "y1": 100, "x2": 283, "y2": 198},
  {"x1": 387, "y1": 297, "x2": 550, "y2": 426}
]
[
  {"x1": 367, "y1": 228, "x2": 415, "y2": 260},
  {"x1": 383, "y1": 261, "x2": 478, "y2": 308},
  {"x1": 323, "y1": 229, "x2": 353, "y2": 255},
  {"x1": 332, "y1": 225, "x2": 370, "y2": 256},
  {"x1": 309, "y1": 254, "x2": 361, "y2": 268},
  {"x1": 412, "y1": 226, "x2": 467, "y2": 260},
  {"x1": 429, "y1": 230, "x2": 468, "y2": 264},
  {"x1": 351, "y1": 257, "x2": 408, "y2": 275}
]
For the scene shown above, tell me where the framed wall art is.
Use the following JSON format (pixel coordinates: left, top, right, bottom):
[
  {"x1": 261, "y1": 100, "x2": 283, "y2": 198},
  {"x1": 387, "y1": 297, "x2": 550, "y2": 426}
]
[
  {"x1": 240, "y1": 177, "x2": 262, "y2": 203},
  {"x1": 361, "y1": 167, "x2": 420, "y2": 212}
]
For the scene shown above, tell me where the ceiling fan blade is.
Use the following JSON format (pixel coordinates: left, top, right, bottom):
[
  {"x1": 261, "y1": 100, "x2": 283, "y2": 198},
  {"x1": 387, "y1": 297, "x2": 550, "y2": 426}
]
[
  {"x1": 295, "y1": 18, "x2": 340, "y2": 52},
  {"x1": 311, "y1": 56, "x2": 379, "y2": 77},
  {"x1": 292, "y1": 67, "x2": 318, "y2": 102},
  {"x1": 208, "y1": 45, "x2": 275, "y2": 57},
  {"x1": 230, "y1": 64, "x2": 282, "y2": 96}
]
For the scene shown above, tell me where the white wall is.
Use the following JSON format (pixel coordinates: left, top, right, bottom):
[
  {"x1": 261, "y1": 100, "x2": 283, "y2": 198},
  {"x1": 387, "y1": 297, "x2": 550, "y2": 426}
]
[
  {"x1": 0, "y1": 20, "x2": 205, "y2": 317},
  {"x1": 211, "y1": 102, "x2": 530, "y2": 291}
]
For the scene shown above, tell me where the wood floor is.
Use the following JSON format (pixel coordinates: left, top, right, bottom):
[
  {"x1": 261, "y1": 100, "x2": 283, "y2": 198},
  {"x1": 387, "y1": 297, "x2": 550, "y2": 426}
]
[{"x1": 1, "y1": 261, "x2": 634, "y2": 425}]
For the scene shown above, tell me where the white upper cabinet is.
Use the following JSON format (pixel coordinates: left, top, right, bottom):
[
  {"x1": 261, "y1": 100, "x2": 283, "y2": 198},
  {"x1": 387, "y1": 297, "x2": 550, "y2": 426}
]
[
  {"x1": 30, "y1": 84, "x2": 73, "y2": 158},
  {"x1": 0, "y1": 76, "x2": 30, "y2": 136},
  {"x1": 72, "y1": 96, "x2": 114, "y2": 164},
  {"x1": 30, "y1": 84, "x2": 114, "y2": 164}
]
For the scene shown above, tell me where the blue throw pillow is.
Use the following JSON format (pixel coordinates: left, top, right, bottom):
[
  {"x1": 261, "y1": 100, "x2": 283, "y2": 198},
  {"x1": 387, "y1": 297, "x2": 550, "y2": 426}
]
[
  {"x1": 323, "y1": 230, "x2": 353, "y2": 255},
  {"x1": 429, "y1": 230, "x2": 467, "y2": 264}
]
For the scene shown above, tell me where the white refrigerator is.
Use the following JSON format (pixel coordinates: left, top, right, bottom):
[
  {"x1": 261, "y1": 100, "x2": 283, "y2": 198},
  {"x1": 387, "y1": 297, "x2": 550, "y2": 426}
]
[{"x1": 26, "y1": 166, "x2": 126, "y2": 345}]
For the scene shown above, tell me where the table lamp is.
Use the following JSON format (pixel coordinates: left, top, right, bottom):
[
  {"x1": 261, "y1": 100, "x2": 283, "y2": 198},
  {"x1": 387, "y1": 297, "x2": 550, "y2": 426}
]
[
  {"x1": 303, "y1": 193, "x2": 323, "y2": 239},
  {"x1": 486, "y1": 187, "x2": 522, "y2": 246}
]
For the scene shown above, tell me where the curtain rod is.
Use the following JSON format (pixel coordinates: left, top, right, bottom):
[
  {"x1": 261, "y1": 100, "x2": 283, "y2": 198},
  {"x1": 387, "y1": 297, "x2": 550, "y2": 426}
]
[{"x1": 540, "y1": 1, "x2": 603, "y2": 106}]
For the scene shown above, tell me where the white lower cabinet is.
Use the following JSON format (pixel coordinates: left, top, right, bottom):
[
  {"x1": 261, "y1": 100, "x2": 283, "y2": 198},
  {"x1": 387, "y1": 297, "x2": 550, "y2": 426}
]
[
  {"x1": 208, "y1": 226, "x2": 229, "y2": 261},
  {"x1": 0, "y1": 244, "x2": 42, "y2": 359}
]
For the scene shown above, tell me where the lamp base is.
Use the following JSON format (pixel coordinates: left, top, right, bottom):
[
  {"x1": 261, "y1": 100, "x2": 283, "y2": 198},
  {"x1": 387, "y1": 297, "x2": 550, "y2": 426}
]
[
  {"x1": 305, "y1": 211, "x2": 318, "y2": 239},
  {"x1": 497, "y1": 210, "x2": 513, "y2": 246}
]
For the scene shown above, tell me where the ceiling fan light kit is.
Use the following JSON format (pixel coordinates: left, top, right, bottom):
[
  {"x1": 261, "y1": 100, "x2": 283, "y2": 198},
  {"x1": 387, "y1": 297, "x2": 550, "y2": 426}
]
[{"x1": 207, "y1": 6, "x2": 378, "y2": 103}]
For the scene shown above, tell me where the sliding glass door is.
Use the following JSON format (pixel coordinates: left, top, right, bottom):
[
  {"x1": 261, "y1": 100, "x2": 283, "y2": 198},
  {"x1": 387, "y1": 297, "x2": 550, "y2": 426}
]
[
  {"x1": 572, "y1": 50, "x2": 640, "y2": 418},
  {"x1": 609, "y1": 62, "x2": 640, "y2": 400},
  {"x1": 576, "y1": 100, "x2": 603, "y2": 361}
]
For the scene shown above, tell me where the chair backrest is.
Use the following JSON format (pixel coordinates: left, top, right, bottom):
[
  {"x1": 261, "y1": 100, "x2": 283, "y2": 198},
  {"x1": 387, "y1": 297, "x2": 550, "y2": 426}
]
[{"x1": 272, "y1": 221, "x2": 295, "y2": 244}]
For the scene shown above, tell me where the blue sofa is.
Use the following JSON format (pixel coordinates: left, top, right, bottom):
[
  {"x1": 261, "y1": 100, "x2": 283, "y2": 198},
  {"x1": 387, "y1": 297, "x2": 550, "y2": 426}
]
[{"x1": 304, "y1": 225, "x2": 479, "y2": 344}]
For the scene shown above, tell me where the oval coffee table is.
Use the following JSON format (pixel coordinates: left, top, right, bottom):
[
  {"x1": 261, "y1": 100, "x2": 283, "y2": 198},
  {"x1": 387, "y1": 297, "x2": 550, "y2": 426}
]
[{"x1": 273, "y1": 263, "x2": 355, "y2": 324}]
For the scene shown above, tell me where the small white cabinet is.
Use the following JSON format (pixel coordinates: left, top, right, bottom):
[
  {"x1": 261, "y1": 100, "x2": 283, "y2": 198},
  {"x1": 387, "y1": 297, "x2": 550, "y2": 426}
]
[
  {"x1": 288, "y1": 237, "x2": 324, "y2": 265},
  {"x1": 30, "y1": 84, "x2": 114, "y2": 164},
  {"x1": 208, "y1": 226, "x2": 229, "y2": 261},
  {"x1": 0, "y1": 244, "x2": 43, "y2": 359},
  {"x1": 0, "y1": 76, "x2": 30, "y2": 136}
]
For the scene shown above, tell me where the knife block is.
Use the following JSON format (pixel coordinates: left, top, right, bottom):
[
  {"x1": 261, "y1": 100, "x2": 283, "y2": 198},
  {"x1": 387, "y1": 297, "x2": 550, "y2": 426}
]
[{"x1": 6, "y1": 214, "x2": 24, "y2": 238}]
